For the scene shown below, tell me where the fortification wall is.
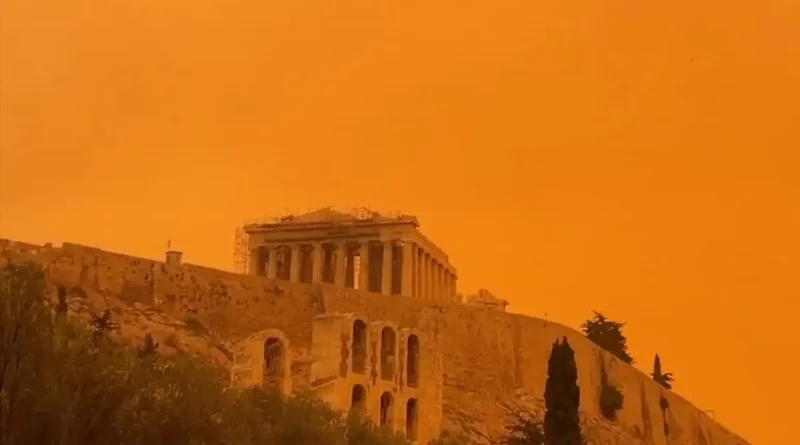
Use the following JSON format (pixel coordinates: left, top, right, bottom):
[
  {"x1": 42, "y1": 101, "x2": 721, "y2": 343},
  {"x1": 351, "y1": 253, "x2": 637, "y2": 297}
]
[{"x1": 0, "y1": 240, "x2": 750, "y2": 445}]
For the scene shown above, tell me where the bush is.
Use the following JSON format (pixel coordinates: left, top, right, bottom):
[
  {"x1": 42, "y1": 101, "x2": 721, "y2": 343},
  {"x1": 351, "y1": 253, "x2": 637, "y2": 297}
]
[
  {"x1": 599, "y1": 383, "x2": 624, "y2": 421},
  {"x1": 185, "y1": 316, "x2": 209, "y2": 336},
  {"x1": 598, "y1": 362, "x2": 623, "y2": 421}
]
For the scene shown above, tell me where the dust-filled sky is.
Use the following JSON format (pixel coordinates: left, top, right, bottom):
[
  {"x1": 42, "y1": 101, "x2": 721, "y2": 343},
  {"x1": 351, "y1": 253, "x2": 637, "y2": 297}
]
[{"x1": 1, "y1": 1, "x2": 797, "y2": 443}]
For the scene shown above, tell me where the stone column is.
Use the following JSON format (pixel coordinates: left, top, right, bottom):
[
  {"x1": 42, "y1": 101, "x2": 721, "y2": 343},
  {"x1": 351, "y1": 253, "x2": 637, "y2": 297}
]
[
  {"x1": 358, "y1": 241, "x2": 370, "y2": 291},
  {"x1": 431, "y1": 260, "x2": 439, "y2": 298},
  {"x1": 334, "y1": 243, "x2": 347, "y2": 286},
  {"x1": 422, "y1": 253, "x2": 433, "y2": 300},
  {"x1": 289, "y1": 244, "x2": 301, "y2": 282},
  {"x1": 439, "y1": 265, "x2": 445, "y2": 301},
  {"x1": 381, "y1": 241, "x2": 393, "y2": 295},
  {"x1": 441, "y1": 267, "x2": 450, "y2": 300},
  {"x1": 312, "y1": 242, "x2": 324, "y2": 283},
  {"x1": 419, "y1": 249, "x2": 426, "y2": 298},
  {"x1": 249, "y1": 248, "x2": 261, "y2": 276},
  {"x1": 402, "y1": 242, "x2": 414, "y2": 297},
  {"x1": 451, "y1": 274, "x2": 458, "y2": 300},
  {"x1": 267, "y1": 248, "x2": 278, "y2": 279}
]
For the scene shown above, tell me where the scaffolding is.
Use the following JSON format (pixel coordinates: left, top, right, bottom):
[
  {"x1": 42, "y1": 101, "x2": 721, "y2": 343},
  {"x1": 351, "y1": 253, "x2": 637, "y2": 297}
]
[{"x1": 233, "y1": 226, "x2": 249, "y2": 275}]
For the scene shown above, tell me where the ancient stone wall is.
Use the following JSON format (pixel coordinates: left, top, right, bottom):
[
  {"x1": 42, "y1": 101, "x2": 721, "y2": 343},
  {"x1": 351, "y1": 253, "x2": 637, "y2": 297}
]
[{"x1": 0, "y1": 240, "x2": 750, "y2": 445}]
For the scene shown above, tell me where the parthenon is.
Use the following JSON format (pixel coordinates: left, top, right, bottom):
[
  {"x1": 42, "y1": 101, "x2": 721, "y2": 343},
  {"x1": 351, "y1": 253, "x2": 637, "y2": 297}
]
[{"x1": 243, "y1": 207, "x2": 457, "y2": 301}]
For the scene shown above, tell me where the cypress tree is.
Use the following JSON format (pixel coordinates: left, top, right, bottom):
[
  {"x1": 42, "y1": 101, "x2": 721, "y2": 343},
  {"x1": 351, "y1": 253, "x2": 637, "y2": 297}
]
[{"x1": 544, "y1": 337, "x2": 583, "y2": 445}]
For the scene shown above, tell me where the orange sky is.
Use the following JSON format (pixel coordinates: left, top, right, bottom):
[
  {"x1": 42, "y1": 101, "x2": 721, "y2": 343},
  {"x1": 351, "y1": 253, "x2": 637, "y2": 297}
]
[{"x1": 2, "y1": 1, "x2": 797, "y2": 443}]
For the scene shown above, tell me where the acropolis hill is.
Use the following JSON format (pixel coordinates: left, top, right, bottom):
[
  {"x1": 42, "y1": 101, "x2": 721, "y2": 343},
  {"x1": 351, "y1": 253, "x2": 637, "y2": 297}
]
[{"x1": 0, "y1": 207, "x2": 750, "y2": 445}]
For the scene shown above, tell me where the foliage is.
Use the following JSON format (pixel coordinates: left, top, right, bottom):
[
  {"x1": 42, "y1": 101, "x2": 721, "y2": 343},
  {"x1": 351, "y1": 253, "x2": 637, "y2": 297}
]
[
  {"x1": 580, "y1": 311, "x2": 634, "y2": 364},
  {"x1": 429, "y1": 429, "x2": 473, "y2": 445},
  {"x1": 598, "y1": 363, "x2": 623, "y2": 421},
  {"x1": 138, "y1": 333, "x2": 159, "y2": 359},
  {"x1": 544, "y1": 337, "x2": 583, "y2": 445},
  {"x1": 651, "y1": 354, "x2": 674, "y2": 389},
  {"x1": 599, "y1": 384, "x2": 624, "y2": 421},
  {"x1": 185, "y1": 316, "x2": 209, "y2": 336},
  {"x1": 0, "y1": 261, "x2": 409, "y2": 445},
  {"x1": 504, "y1": 409, "x2": 545, "y2": 445}
]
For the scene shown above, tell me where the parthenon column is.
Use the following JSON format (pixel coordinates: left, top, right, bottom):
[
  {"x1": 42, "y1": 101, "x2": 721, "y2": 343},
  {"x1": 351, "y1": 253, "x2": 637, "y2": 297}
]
[
  {"x1": 249, "y1": 247, "x2": 262, "y2": 276},
  {"x1": 402, "y1": 241, "x2": 414, "y2": 297},
  {"x1": 334, "y1": 243, "x2": 347, "y2": 287},
  {"x1": 358, "y1": 242, "x2": 370, "y2": 291},
  {"x1": 421, "y1": 253, "x2": 429, "y2": 299},
  {"x1": 431, "y1": 260, "x2": 439, "y2": 298},
  {"x1": 451, "y1": 274, "x2": 458, "y2": 300},
  {"x1": 440, "y1": 266, "x2": 446, "y2": 300},
  {"x1": 266, "y1": 248, "x2": 278, "y2": 279},
  {"x1": 311, "y1": 242, "x2": 324, "y2": 283},
  {"x1": 289, "y1": 244, "x2": 301, "y2": 282},
  {"x1": 415, "y1": 249, "x2": 423, "y2": 298},
  {"x1": 381, "y1": 241, "x2": 393, "y2": 295},
  {"x1": 441, "y1": 267, "x2": 450, "y2": 300}
]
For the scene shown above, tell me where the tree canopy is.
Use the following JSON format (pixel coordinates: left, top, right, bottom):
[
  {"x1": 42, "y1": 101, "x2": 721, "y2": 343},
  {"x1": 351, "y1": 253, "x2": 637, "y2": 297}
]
[{"x1": 580, "y1": 311, "x2": 634, "y2": 364}]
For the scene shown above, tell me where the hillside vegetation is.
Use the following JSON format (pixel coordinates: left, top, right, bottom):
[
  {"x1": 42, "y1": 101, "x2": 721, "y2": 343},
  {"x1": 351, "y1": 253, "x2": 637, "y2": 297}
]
[{"x1": 0, "y1": 261, "x2": 408, "y2": 445}]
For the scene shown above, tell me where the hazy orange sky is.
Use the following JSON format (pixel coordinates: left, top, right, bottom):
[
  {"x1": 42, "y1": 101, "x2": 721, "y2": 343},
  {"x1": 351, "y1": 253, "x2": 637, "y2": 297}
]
[{"x1": 2, "y1": 1, "x2": 798, "y2": 443}]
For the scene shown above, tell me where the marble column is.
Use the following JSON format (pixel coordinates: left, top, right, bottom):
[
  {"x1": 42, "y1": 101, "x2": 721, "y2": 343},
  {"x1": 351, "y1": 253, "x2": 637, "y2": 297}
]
[
  {"x1": 451, "y1": 274, "x2": 458, "y2": 300},
  {"x1": 414, "y1": 246, "x2": 425, "y2": 298},
  {"x1": 289, "y1": 244, "x2": 301, "y2": 282},
  {"x1": 442, "y1": 267, "x2": 450, "y2": 300},
  {"x1": 267, "y1": 248, "x2": 278, "y2": 279},
  {"x1": 312, "y1": 242, "x2": 324, "y2": 283},
  {"x1": 424, "y1": 255, "x2": 432, "y2": 299},
  {"x1": 381, "y1": 241, "x2": 393, "y2": 295},
  {"x1": 431, "y1": 260, "x2": 439, "y2": 299},
  {"x1": 358, "y1": 242, "x2": 370, "y2": 291},
  {"x1": 334, "y1": 243, "x2": 347, "y2": 286},
  {"x1": 402, "y1": 242, "x2": 414, "y2": 297},
  {"x1": 249, "y1": 248, "x2": 261, "y2": 276}
]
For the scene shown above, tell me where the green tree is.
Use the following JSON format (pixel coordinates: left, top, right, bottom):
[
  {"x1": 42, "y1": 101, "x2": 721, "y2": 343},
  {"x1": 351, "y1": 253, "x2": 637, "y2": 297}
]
[
  {"x1": 651, "y1": 354, "x2": 674, "y2": 390},
  {"x1": 580, "y1": 311, "x2": 634, "y2": 364},
  {"x1": 544, "y1": 337, "x2": 583, "y2": 445},
  {"x1": 504, "y1": 408, "x2": 545, "y2": 445},
  {"x1": 138, "y1": 333, "x2": 159, "y2": 359}
]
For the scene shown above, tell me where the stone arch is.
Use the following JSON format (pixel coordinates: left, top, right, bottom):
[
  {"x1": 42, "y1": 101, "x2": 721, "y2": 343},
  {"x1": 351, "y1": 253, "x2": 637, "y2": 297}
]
[
  {"x1": 380, "y1": 391, "x2": 395, "y2": 429},
  {"x1": 380, "y1": 326, "x2": 397, "y2": 381},
  {"x1": 235, "y1": 328, "x2": 292, "y2": 394},
  {"x1": 405, "y1": 398, "x2": 419, "y2": 440},
  {"x1": 406, "y1": 334, "x2": 420, "y2": 387},
  {"x1": 352, "y1": 319, "x2": 368, "y2": 374},
  {"x1": 351, "y1": 384, "x2": 367, "y2": 416},
  {"x1": 263, "y1": 337, "x2": 285, "y2": 386}
]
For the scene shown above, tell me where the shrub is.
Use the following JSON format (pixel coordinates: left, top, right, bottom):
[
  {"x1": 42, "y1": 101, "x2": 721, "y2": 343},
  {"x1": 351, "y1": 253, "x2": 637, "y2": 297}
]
[
  {"x1": 185, "y1": 316, "x2": 209, "y2": 336},
  {"x1": 599, "y1": 383, "x2": 624, "y2": 421}
]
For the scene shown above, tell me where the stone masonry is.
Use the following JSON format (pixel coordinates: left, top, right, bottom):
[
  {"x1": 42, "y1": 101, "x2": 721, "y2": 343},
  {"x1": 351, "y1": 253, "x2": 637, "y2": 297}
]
[{"x1": 0, "y1": 214, "x2": 752, "y2": 445}]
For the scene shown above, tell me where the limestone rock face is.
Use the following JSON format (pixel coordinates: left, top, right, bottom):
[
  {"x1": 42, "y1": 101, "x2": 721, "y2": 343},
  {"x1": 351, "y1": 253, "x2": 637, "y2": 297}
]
[{"x1": 1, "y1": 239, "x2": 750, "y2": 445}]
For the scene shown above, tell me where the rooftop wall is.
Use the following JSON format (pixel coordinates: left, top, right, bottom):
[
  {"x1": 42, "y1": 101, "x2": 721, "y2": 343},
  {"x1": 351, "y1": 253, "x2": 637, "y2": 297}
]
[{"x1": 0, "y1": 239, "x2": 750, "y2": 445}]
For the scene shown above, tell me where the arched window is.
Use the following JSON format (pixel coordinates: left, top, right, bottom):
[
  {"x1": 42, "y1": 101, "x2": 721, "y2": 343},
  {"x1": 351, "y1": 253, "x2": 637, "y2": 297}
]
[
  {"x1": 263, "y1": 337, "x2": 285, "y2": 386},
  {"x1": 352, "y1": 320, "x2": 367, "y2": 374},
  {"x1": 406, "y1": 334, "x2": 420, "y2": 387},
  {"x1": 380, "y1": 391, "x2": 394, "y2": 428},
  {"x1": 405, "y1": 398, "x2": 419, "y2": 440},
  {"x1": 380, "y1": 327, "x2": 396, "y2": 381},
  {"x1": 351, "y1": 384, "x2": 367, "y2": 416}
]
